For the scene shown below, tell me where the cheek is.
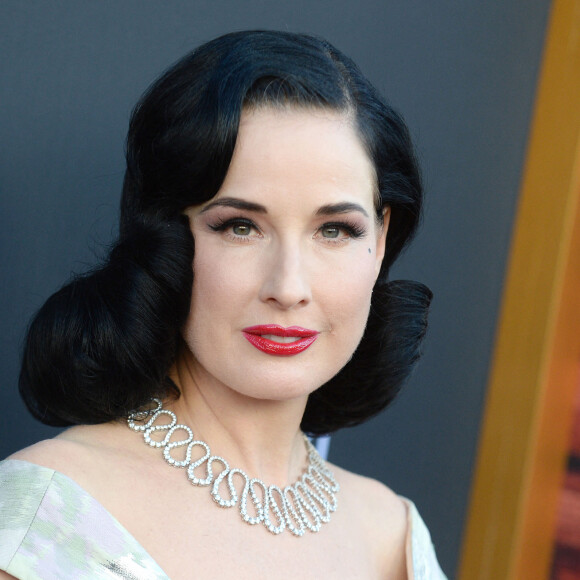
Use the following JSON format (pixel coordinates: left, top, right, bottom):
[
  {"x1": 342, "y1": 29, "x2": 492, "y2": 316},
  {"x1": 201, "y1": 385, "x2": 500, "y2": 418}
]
[
  {"x1": 315, "y1": 251, "x2": 377, "y2": 328},
  {"x1": 192, "y1": 254, "x2": 230, "y2": 306},
  {"x1": 183, "y1": 245, "x2": 244, "y2": 341},
  {"x1": 193, "y1": 237, "x2": 261, "y2": 297}
]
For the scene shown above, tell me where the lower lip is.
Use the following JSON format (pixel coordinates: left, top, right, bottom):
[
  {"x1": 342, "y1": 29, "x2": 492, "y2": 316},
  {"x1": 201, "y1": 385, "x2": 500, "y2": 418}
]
[{"x1": 242, "y1": 329, "x2": 318, "y2": 356}]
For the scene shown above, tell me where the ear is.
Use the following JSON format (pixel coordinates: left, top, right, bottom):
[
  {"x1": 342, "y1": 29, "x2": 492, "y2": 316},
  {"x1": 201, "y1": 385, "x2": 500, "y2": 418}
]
[{"x1": 374, "y1": 206, "x2": 390, "y2": 278}]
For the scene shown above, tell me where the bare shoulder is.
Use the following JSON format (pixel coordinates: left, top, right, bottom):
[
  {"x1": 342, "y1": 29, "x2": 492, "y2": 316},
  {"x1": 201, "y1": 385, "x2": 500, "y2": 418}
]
[
  {"x1": 331, "y1": 462, "x2": 407, "y2": 524},
  {"x1": 7, "y1": 436, "x2": 82, "y2": 469},
  {"x1": 330, "y1": 463, "x2": 408, "y2": 578},
  {"x1": 6, "y1": 421, "x2": 131, "y2": 478}
]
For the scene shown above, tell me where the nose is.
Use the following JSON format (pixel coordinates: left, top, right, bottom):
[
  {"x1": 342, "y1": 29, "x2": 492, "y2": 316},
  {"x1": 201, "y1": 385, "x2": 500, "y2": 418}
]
[{"x1": 258, "y1": 241, "x2": 312, "y2": 310}]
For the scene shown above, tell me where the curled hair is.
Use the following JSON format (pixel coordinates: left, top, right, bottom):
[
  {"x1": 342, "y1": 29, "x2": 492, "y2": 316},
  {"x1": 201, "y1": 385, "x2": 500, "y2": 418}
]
[
  {"x1": 20, "y1": 30, "x2": 431, "y2": 433},
  {"x1": 303, "y1": 281, "x2": 431, "y2": 434}
]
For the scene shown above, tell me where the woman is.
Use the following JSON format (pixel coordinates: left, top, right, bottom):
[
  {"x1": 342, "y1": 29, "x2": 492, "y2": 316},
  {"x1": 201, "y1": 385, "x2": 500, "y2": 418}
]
[{"x1": 0, "y1": 31, "x2": 445, "y2": 579}]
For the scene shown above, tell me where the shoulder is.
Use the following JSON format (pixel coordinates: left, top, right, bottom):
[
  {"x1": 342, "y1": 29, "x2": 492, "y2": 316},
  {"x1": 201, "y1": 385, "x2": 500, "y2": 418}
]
[
  {"x1": 5, "y1": 433, "x2": 91, "y2": 486},
  {"x1": 7, "y1": 421, "x2": 133, "y2": 471},
  {"x1": 0, "y1": 456, "x2": 55, "y2": 512},
  {"x1": 5, "y1": 422, "x2": 143, "y2": 497},
  {"x1": 0, "y1": 456, "x2": 58, "y2": 576},
  {"x1": 4, "y1": 422, "x2": 165, "y2": 519},
  {"x1": 7, "y1": 437, "x2": 79, "y2": 467},
  {"x1": 1, "y1": 435, "x2": 168, "y2": 580},
  {"x1": 1, "y1": 435, "x2": 100, "y2": 523},
  {"x1": 0, "y1": 450, "x2": 59, "y2": 510},
  {"x1": 332, "y1": 463, "x2": 407, "y2": 528},
  {"x1": 329, "y1": 465, "x2": 448, "y2": 579},
  {"x1": 330, "y1": 464, "x2": 408, "y2": 578},
  {"x1": 403, "y1": 499, "x2": 448, "y2": 579}
]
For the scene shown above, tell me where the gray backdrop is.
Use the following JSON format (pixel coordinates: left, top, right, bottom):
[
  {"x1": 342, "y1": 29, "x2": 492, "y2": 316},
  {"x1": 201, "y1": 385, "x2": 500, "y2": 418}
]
[{"x1": 0, "y1": 2, "x2": 551, "y2": 576}]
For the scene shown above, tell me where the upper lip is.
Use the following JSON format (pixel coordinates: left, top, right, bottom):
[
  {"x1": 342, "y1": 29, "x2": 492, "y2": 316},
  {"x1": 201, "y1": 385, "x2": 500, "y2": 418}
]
[{"x1": 242, "y1": 325, "x2": 319, "y2": 337}]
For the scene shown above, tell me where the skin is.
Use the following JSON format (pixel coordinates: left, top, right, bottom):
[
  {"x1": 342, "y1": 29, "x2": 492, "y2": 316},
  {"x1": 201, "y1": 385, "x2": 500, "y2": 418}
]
[{"x1": 5, "y1": 108, "x2": 408, "y2": 580}]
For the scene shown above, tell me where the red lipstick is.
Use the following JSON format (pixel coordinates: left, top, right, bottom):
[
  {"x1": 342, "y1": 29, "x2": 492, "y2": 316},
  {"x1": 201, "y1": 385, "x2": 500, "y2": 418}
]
[{"x1": 242, "y1": 325, "x2": 319, "y2": 356}]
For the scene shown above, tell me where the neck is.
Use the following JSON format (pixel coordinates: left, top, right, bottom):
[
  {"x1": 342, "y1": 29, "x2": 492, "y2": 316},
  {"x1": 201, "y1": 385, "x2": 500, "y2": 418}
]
[{"x1": 166, "y1": 353, "x2": 310, "y2": 487}]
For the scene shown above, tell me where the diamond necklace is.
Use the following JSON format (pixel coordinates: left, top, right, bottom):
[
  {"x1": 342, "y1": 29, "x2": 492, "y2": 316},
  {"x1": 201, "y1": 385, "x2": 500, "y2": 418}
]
[{"x1": 127, "y1": 398, "x2": 340, "y2": 537}]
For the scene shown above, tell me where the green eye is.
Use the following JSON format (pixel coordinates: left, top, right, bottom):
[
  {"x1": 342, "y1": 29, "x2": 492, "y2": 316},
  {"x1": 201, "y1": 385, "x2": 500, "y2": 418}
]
[
  {"x1": 233, "y1": 224, "x2": 251, "y2": 235},
  {"x1": 321, "y1": 226, "x2": 340, "y2": 238}
]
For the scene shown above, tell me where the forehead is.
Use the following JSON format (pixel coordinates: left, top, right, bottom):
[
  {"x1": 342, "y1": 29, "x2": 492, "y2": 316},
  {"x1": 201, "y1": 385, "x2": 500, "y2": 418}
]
[
  {"x1": 215, "y1": 107, "x2": 376, "y2": 207},
  {"x1": 236, "y1": 106, "x2": 368, "y2": 163}
]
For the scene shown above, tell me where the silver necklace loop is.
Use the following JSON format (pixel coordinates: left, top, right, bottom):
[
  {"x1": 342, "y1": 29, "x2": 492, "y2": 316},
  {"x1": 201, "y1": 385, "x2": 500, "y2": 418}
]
[{"x1": 128, "y1": 398, "x2": 339, "y2": 537}]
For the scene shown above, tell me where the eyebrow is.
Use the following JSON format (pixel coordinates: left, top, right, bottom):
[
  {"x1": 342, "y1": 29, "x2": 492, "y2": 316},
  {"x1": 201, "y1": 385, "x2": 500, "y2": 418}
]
[
  {"x1": 200, "y1": 198, "x2": 268, "y2": 214},
  {"x1": 315, "y1": 202, "x2": 369, "y2": 218},
  {"x1": 200, "y1": 197, "x2": 369, "y2": 218}
]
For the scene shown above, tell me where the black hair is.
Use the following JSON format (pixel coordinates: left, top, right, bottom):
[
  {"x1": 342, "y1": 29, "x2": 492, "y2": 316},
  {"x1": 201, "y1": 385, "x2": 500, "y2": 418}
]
[{"x1": 19, "y1": 30, "x2": 432, "y2": 434}]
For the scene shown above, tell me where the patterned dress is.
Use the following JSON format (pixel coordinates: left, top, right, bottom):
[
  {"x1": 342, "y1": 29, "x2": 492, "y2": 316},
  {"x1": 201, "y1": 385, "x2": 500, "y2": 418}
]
[{"x1": 0, "y1": 460, "x2": 447, "y2": 579}]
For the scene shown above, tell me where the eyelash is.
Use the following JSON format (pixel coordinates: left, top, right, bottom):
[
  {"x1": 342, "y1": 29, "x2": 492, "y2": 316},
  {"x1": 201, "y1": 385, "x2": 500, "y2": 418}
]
[
  {"x1": 318, "y1": 221, "x2": 367, "y2": 241},
  {"x1": 208, "y1": 216, "x2": 367, "y2": 242},
  {"x1": 208, "y1": 217, "x2": 260, "y2": 240}
]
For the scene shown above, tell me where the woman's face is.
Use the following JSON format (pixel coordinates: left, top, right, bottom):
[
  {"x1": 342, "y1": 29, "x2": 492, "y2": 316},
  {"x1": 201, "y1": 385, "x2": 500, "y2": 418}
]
[{"x1": 182, "y1": 107, "x2": 389, "y2": 403}]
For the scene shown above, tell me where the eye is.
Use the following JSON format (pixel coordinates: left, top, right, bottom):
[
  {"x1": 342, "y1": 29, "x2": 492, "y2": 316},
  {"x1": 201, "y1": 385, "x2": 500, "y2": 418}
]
[
  {"x1": 317, "y1": 221, "x2": 367, "y2": 242},
  {"x1": 321, "y1": 225, "x2": 341, "y2": 239},
  {"x1": 208, "y1": 217, "x2": 261, "y2": 240},
  {"x1": 232, "y1": 223, "x2": 252, "y2": 236}
]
